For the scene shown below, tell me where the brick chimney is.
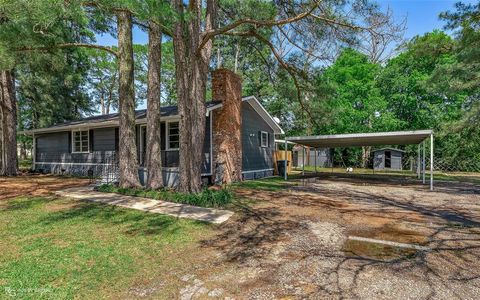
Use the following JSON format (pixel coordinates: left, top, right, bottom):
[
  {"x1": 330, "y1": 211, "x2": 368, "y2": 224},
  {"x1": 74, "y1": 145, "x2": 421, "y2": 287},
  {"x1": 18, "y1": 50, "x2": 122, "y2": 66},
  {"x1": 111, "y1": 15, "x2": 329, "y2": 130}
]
[{"x1": 211, "y1": 68, "x2": 243, "y2": 184}]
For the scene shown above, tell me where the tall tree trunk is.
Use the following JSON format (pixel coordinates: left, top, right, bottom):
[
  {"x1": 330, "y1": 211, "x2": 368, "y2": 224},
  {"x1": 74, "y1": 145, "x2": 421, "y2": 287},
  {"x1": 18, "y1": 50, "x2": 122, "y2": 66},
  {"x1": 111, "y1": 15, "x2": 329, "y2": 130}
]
[
  {"x1": 145, "y1": 21, "x2": 164, "y2": 190},
  {"x1": 0, "y1": 100, "x2": 3, "y2": 173},
  {"x1": 217, "y1": 47, "x2": 222, "y2": 68},
  {"x1": 234, "y1": 42, "x2": 240, "y2": 73},
  {"x1": 117, "y1": 11, "x2": 141, "y2": 188},
  {"x1": 172, "y1": 0, "x2": 216, "y2": 193},
  {"x1": 106, "y1": 71, "x2": 117, "y2": 115},
  {"x1": 362, "y1": 118, "x2": 372, "y2": 168},
  {"x1": 105, "y1": 93, "x2": 112, "y2": 115},
  {"x1": 362, "y1": 146, "x2": 371, "y2": 168},
  {"x1": 0, "y1": 70, "x2": 18, "y2": 176},
  {"x1": 20, "y1": 140, "x2": 27, "y2": 160},
  {"x1": 100, "y1": 90, "x2": 106, "y2": 115}
]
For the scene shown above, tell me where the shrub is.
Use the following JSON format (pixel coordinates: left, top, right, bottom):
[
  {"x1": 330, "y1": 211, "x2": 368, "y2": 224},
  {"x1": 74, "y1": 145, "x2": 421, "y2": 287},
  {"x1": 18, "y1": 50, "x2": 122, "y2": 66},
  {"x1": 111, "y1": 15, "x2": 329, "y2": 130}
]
[{"x1": 96, "y1": 184, "x2": 233, "y2": 208}]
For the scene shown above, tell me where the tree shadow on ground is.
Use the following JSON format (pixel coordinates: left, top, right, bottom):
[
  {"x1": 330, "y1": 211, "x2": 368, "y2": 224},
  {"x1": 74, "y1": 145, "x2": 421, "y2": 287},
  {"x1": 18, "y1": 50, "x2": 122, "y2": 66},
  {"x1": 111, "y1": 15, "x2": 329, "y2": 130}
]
[
  {"x1": 293, "y1": 180, "x2": 480, "y2": 228},
  {"x1": 321, "y1": 227, "x2": 480, "y2": 299},
  {"x1": 1, "y1": 197, "x2": 52, "y2": 211},
  {"x1": 33, "y1": 198, "x2": 205, "y2": 236},
  {"x1": 200, "y1": 200, "x2": 304, "y2": 263},
  {"x1": 298, "y1": 184, "x2": 480, "y2": 298},
  {"x1": 298, "y1": 172, "x2": 480, "y2": 196},
  {"x1": 201, "y1": 178, "x2": 480, "y2": 298}
]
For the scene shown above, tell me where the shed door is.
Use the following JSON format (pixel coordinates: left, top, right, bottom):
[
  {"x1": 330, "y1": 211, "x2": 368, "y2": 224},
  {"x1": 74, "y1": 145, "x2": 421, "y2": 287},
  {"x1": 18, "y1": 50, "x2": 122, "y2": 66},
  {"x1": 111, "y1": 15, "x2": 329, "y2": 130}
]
[{"x1": 385, "y1": 151, "x2": 391, "y2": 168}]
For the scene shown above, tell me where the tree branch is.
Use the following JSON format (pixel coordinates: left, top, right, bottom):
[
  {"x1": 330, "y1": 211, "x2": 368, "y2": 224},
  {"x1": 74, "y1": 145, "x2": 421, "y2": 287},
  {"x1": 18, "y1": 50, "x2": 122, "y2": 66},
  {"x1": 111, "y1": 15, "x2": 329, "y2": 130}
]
[
  {"x1": 16, "y1": 43, "x2": 119, "y2": 57},
  {"x1": 134, "y1": 19, "x2": 173, "y2": 37},
  {"x1": 197, "y1": 3, "x2": 319, "y2": 54},
  {"x1": 226, "y1": 29, "x2": 318, "y2": 128},
  {"x1": 276, "y1": 25, "x2": 331, "y2": 63}
]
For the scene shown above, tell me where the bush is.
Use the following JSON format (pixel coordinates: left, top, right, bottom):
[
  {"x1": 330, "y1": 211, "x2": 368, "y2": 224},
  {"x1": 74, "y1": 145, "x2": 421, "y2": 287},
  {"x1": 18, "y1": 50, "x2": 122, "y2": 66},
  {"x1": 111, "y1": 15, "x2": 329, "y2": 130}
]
[{"x1": 96, "y1": 184, "x2": 233, "y2": 208}]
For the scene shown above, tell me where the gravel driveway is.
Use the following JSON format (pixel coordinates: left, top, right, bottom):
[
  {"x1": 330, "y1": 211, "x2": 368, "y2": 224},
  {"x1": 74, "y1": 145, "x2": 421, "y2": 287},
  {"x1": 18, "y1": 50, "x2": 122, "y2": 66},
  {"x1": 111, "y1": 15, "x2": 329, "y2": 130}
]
[{"x1": 182, "y1": 176, "x2": 480, "y2": 299}]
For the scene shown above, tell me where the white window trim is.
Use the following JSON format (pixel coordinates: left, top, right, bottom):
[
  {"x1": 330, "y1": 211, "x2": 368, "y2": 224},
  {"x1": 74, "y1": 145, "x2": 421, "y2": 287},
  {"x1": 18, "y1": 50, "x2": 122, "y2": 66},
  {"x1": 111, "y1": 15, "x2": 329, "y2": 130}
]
[
  {"x1": 71, "y1": 129, "x2": 90, "y2": 153},
  {"x1": 166, "y1": 120, "x2": 180, "y2": 151},
  {"x1": 260, "y1": 131, "x2": 268, "y2": 148}
]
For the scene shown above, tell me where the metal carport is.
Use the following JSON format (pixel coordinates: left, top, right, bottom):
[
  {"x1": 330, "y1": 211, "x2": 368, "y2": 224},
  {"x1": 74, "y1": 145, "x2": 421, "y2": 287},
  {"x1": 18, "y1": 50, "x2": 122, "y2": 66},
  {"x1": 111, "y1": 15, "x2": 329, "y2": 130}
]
[{"x1": 284, "y1": 130, "x2": 435, "y2": 190}]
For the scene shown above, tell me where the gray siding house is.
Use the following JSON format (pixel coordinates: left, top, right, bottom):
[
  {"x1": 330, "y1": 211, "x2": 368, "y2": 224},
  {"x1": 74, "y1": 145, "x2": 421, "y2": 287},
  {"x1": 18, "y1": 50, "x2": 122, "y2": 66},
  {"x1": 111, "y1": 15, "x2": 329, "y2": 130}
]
[
  {"x1": 24, "y1": 97, "x2": 283, "y2": 186},
  {"x1": 373, "y1": 148, "x2": 405, "y2": 170},
  {"x1": 22, "y1": 69, "x2": 283, "y2": 186}
]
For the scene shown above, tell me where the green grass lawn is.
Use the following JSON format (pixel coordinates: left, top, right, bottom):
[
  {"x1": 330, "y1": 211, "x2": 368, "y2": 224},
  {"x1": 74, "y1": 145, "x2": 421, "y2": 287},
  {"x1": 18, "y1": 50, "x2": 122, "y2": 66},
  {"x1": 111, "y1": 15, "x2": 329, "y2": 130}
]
[
  {"x1": 0, "y1": 196, "x2": 213, "y2": 299},
  {"x1": 233, "y1": 176, "x2": 296, "y2": 191}
]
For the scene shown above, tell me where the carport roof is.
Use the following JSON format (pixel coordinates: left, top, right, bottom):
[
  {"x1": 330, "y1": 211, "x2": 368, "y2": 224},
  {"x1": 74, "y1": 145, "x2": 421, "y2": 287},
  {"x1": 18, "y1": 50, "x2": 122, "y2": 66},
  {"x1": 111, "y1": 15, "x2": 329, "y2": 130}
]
[{"x1": 287, "y1": 130, "x2": 433, "y2": 148}]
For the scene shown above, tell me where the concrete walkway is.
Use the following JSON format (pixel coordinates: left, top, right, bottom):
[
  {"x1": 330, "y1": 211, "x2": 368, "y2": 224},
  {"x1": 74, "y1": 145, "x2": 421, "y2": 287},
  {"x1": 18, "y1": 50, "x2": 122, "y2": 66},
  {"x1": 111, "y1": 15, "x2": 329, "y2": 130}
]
[{"x1": 55, "y1": 186, "x2": 234, "y2": 224}]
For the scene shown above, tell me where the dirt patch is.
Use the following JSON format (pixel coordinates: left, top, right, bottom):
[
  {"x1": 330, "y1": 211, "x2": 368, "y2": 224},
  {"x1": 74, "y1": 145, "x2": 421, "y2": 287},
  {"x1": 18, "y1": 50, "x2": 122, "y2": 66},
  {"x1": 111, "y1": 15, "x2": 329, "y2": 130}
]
[
  {"x1": 0, "y1": 174, "x2": 90, "y2": 200},
  {"x1": 44, "y1": 200, "x2": 78, "y2": 212},
  {"x1": 185, "y1": 177, "x2": 480, "y2": 299},
  {"x1": 343, "y1": 239, "x2": 418, "y2": 260},
  {"x1": 347, "y1": 223, "x2": 427, "y2": 245}
]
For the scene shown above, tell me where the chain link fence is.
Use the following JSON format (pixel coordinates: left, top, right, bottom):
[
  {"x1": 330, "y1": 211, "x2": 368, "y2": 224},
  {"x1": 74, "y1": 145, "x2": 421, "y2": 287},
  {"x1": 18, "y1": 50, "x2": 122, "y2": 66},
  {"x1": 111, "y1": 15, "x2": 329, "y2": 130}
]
[
  {"x1": 402, "y1": 156, "x2": 480, "y2": 174},
  {"x1": 291, "y1": 150, "x2": 480, "y2": 180}
]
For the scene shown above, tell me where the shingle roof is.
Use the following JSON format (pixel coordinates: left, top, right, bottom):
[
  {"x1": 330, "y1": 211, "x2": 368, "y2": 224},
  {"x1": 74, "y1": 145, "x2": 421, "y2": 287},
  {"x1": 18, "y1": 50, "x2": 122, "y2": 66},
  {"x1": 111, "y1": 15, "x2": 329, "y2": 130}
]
[
  {"x1": 34, "y1": 101, "x2": 222, "y2": 131},
  {"x1": 19, "y1": 96, "x2": 285, "y2": 135}
]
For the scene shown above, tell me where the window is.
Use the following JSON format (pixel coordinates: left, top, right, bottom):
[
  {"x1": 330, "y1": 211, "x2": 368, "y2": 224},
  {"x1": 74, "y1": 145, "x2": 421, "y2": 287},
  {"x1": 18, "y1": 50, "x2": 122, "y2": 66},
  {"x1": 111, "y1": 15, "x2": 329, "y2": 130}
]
[
  {"x1": 260, "y1": 131, "x2": 268, "y2": 148},
  {"x1": 167, "y1": 122, "x2": 180, "y2": 150},
  {"x1": 72, "y1": 130, "x2": 89, "y2": 153}
]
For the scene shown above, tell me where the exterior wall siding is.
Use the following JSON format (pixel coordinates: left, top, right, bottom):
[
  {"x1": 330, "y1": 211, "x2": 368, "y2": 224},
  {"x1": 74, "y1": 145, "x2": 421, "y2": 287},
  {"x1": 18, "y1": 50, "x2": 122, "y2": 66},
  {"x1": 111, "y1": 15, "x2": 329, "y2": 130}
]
[
  {"x1": 36, "y1": 129, "x2": 116, "y2": 164},
  {"x1": 241, "y1": 101, "x2": 274, "y2": 179},
  {"x1": 34, "y1": 117, "x2": 212, "y2": 186},
  {"x1": 93, "y1": 128, "x2": 116, "y2": 151}
]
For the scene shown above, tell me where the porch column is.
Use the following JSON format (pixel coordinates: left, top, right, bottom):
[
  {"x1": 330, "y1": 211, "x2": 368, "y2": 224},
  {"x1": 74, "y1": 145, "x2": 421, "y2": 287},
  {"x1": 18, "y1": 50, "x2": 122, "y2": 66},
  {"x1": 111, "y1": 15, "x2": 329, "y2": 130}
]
[
  {"x1": 284, "y1": 138, "x2": 288, "y2": 180},
  {"x1": 314, "y1": 148, "x2": 317, "y2": 174},
  {"x1": 430, "y1": 133, "x2": 434, "y2": 191},
  {"x1": 422, "y1": 140, "x2": 426, "y2": 184},
  {"x1": 32, "y1": 134, "x2": 36, "y2": 171}
]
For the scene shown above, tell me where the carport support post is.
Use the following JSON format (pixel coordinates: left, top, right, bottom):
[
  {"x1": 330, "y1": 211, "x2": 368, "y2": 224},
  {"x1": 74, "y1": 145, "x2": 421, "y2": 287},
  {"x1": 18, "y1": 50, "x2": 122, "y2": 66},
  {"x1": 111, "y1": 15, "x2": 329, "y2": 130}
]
[
  {"x1": 422, "y1": 141, "x2": 426, "y2": 184},
  {"x1": 284, "y1": 139, "x2": 288, "y2": 180},
  {"x1": 430, "y1": 134, "x2": 434, "y2": 191},
  {"x1": 417, "y1": 144, "x2": 421, "y2": 179},
  {"x1": 302, "y1": 145, "x2": 305, "y2": 176}
]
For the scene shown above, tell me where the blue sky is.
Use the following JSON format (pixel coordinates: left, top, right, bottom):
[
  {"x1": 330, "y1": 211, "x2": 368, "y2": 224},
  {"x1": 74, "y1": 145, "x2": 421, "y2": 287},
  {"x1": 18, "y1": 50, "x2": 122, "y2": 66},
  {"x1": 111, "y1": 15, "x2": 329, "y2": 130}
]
[
  {"x1": 378, "y1": 0, "x2": 477, "y2": 38},
  {"x1": 96, "y1": 0, "x2": 477, "y2": 46}
]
